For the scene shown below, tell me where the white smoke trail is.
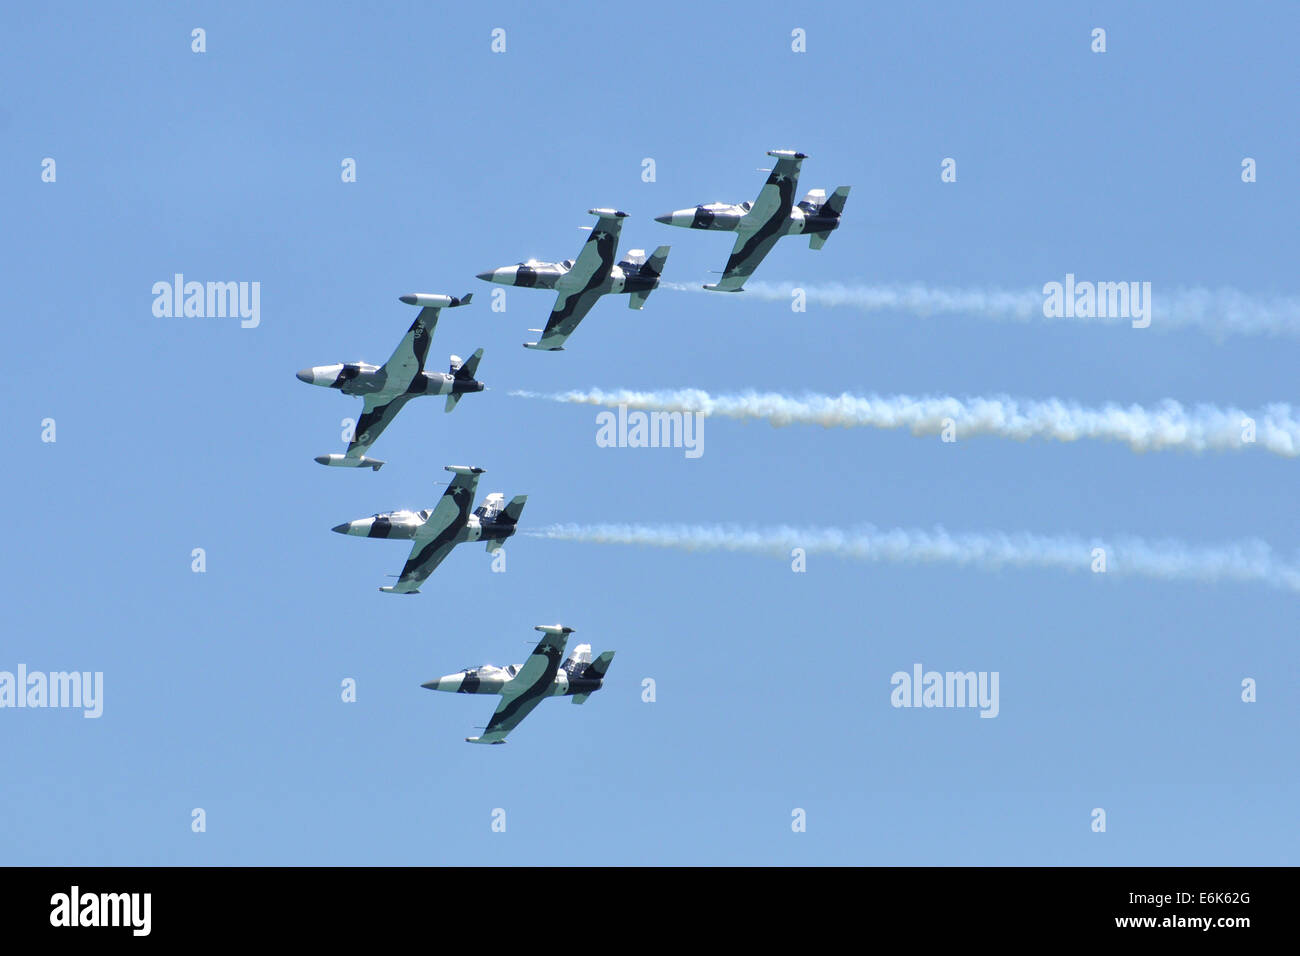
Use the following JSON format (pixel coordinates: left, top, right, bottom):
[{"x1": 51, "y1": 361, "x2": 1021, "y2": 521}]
[
  {"x1": 662, "y1": 280, "x2": 1300, "y2": 337},
  {"x1": 525, "y1": 523, "x2": 1300, "y2": 594},
  {"x1": 511, "y1": 388, "x2": 1298, "y2": 458}
]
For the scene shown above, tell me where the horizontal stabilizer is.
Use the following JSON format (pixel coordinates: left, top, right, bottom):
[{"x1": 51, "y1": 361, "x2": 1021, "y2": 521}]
[
  {"x1": 484, "y1": 537, "x2": 507, "y2": 553},
  {"x1": 315, "y1": 453, "x2": 384, "y2": 471},
  {"x1": 809, "y1": 231, "x2": 831, "y2": 249},
  {"x1": 445, "y1": 393, "x2": 462, "y2": 413},
  {"x1": 523, "y1": 341, "x2": 565, "y2": 351},
  {"x1": 571, "y1": 693, "x2": 592, "y2": 705}
]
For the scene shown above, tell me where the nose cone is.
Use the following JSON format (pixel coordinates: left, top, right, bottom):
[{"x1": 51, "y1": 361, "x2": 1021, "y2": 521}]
[
  {"x1": 475, "y1": 270, "x2": 496, "y2": 282},
  {"x1": 399, "y1": 294, "x2": 417, "y2": 305},
  {"x1": 422, "y1": 675, "x2": 461, "y2": 692},
  {"x1": 296, "y1": 368, "x2": 314, "y2": 383},
  {"x1": 331, "y1": 522, "x2": 351, "y2": 534},
  {"x1": 657, "y1": 209, "x2": 699, "y2": 227}
]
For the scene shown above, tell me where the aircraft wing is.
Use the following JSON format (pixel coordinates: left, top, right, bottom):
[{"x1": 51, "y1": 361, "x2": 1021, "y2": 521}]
[
  {"x1": 566, "y1": 211, "x2": 625, "y2": 287},
  {"x1": 707, "y1": 230, "x2": 785, "y2": 292},
  {"x1": 379, "y1": 307, "x2": 441, "y2": 383},
  {"x1": 383, "y1": 538, "x2": 457, "y2": 594},
  {"x1": 467, "y1": 629, "x2": 569, "y2": 743},
  {"x1": 527, "y1": 287, "x2": 603, "y2": 350},
  {"x1": 743, "y1": 152, "x2": 804, "y2": 231},
  {"x1": 704, "y1": 152, "x2": 805, "y2": 293},
  {"x1": 523, "y1": 211, "x2": 625, "y2": 351},
  {"x1": 379, "y1": 468, "x2": 481, "y2": 593},
  {"x1": 345, "y1": 393, "x2": 413, "y2": 460}
]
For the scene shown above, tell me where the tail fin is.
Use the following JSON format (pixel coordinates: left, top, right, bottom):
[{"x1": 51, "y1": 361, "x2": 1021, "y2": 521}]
[
  {"x1": 629, "y1": 245, "x2": 671, "y2": 309},
  {"x1": 572, "y1": 652, "x2": 614, "y2": 705},
  {"x1": 446, "y1": 348, "x2": 485, "y2": 411},
  {"x1": 809, "y1": 187, "x2": 850, "y2": 248},
  {"x1": 640, "y1": 245, "x2": 671, "y2": 279},
  {"x1": 455, "y1": 347, "x2": 484, "y2": 381},
  {"x1": 822, "y1": 186, "x2": 850, "y2": 218},
  {"x1": 500, "y1": 494, "x2": 527, "y2": 525},
  {"x1": 583, "y1": 650, "x2": 615, "y2": 681},
  {"x1": 484, "y1": 493, "x2": 526, "y2": 551}
]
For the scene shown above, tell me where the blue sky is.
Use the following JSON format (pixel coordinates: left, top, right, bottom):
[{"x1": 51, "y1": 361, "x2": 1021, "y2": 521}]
[{"x1": 3, "y1": 1, "x2": 1297, "y2": 864}]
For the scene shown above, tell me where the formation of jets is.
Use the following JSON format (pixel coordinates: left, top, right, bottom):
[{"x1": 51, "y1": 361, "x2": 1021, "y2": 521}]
[{"x1": 296, "y1": 149, "x2": 847, "y2": 742}]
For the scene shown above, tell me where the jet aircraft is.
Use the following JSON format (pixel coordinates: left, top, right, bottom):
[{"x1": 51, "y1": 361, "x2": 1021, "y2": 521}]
[
  {"x1": 655, "y1": 150, "x2": 850, "y2": 292},
  {"x1": 297, "y1": 293, "x2": 483, "y2": 470},
  {"x1": 476, "y1": 209, "x2": 670, "y2": 351},
  {"x1": 331, "y1": 466, "x2": 525, "y2": 593},
  {"x1": 422, "y1": 625, "x2": 615, "y2": 744}
]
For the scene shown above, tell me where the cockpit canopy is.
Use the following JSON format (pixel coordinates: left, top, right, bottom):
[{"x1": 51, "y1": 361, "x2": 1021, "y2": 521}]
[{"x1": 463, "y1": 664, "x2": 517, "y2": 678}]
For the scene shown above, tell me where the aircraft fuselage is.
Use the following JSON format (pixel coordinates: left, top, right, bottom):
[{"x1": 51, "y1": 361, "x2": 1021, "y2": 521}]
[
  {"x1": 332, "y1": 510, "x2": 519, "y2": 544},
  {"x1": 423, "y1": 667, "x2": 604, "y2": 699},
  {"x1": 296, "y1": 363, "x2": 484, "y2": 399},
  {"x1": 477, "y1": 261, "x2": 659, "y2": 296},
  {"x1": 658, "y1": 202, "x2": 842, "y2": 237}
]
